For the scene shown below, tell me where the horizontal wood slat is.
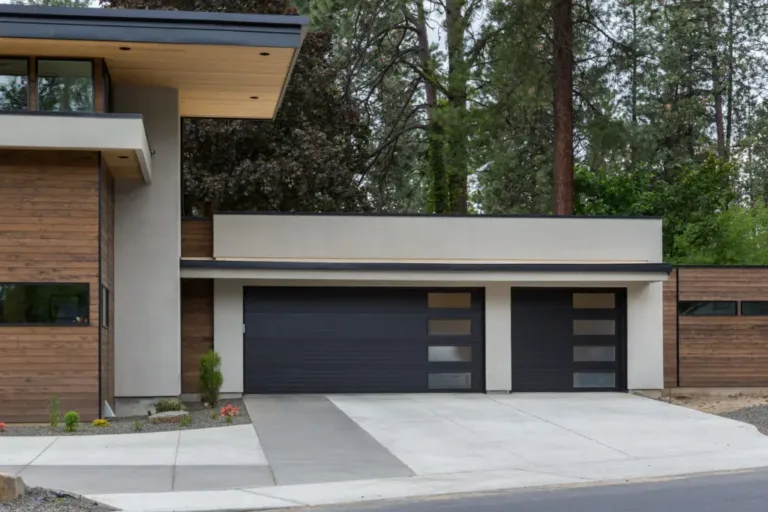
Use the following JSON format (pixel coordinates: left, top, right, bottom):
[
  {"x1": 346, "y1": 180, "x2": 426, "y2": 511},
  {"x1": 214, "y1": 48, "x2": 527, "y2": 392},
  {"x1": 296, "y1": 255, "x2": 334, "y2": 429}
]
[
  {"x1": 181, "y1": 279, "x2": 213, "y2": 394},
  {"x1": 181, "y1": 219, "x2": 213, "y2": 258},
  {"x1": 0, "y1": 150, "x2": 100, "y2": 423}
]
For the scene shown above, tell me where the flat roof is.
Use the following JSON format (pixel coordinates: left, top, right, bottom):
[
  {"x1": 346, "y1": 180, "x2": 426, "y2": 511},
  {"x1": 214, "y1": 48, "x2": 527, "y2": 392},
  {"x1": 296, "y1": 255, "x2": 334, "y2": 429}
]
[{"x1": 0, "y1": 5, "x2": 309, "y2": 118}]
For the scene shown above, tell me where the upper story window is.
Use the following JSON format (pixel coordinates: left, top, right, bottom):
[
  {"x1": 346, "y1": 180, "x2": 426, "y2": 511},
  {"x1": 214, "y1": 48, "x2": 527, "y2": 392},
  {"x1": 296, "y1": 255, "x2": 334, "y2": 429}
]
[
  {"x1": 37, "y1": 59, "x2": 94, "y2": 113},
  {"x1": 0, "y1": 58, "x2": 29, "y2": 111}
]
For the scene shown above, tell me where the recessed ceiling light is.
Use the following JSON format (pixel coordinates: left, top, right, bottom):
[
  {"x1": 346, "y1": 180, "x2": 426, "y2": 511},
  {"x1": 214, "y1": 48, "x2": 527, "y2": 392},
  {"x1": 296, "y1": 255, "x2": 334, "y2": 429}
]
[
  {"x1": 259, "y1": 52, "x2": 270, "y2": 56},
  {"x1": 250, "y1": 96, "x2": 259, "y2": 100},
  {"x1": 119, "y1": 47, "x2": 131, "y2": 51}
]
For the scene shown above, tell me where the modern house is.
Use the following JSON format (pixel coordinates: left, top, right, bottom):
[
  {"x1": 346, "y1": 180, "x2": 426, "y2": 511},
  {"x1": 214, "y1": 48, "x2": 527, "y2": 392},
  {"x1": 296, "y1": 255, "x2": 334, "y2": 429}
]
[{"x1": 0, "y1": 4, "x2": 674, "y2": 424}]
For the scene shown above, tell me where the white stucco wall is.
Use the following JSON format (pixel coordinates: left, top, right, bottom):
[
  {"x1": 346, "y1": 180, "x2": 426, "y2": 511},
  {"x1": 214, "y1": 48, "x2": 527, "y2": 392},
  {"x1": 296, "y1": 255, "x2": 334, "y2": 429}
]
[
  {"x1": 214, "y1": 280, "x2": 245, "y2": 394},
  {"x1": 485, "y1": 284, "x2": 512, "y2": 392},
  {"x1": 113, "y1": 87, "x2": 181, "y2": 397},
  {"x1": 626, "y1": 282, "x2": 664, "y2": 390},
  {"x1": 214, "y1": 214, "x2": 663, "y2": 263}
]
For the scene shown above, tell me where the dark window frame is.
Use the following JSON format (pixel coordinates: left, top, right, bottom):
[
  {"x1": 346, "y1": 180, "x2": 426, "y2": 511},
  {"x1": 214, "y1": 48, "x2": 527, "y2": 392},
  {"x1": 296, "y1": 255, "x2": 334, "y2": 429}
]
[
  {"x1": 0, "y1": 282, "x2": 90, "y2": 327},
  {"x1": 678, "y1": 300, "x2": 738, "y2": 316},
  {"x1": 0, "y1": 56, "x2": 30, "y2": 111},
  {"x1": 741, "y1": 301, "x2": 768, "y2": 316},
  {"x1": 35, "y1": 57, "x2": 95, "y2": 113}
]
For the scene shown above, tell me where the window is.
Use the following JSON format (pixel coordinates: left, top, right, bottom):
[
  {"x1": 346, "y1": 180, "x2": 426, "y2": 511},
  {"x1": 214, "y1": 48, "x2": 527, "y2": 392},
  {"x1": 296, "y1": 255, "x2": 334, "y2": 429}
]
[
  {"x1": 678, "y1": 301, "x2": 737, "y2": 316},
  {"x1": 428, "y1": 346, "x2": 472, "y2": 362},
  {"x1": 428, "y1": 319, "x2": 472, "y2": 336},
  {"x1": 0, "y1": 58, "x2": 28, "y2": 111},
  {"x1": 573, "y1": 293, "x2": 615, "y2": 309},
  {"x1": 37, "y1": 60, "x2": 93, "y2": 112},
  {"x1": 0, "y1": 283, "x2": 89, "y2": 325},
  {"x1": 741, "y1": 301, "x2": 768, "y2": 316},
  {"x1": 573, "y1": 346, "x2": 616, "y2": 362},
  {"x1": 428, "y1": 293, "x2": 471, "y2": 309},
  {"x1": 101, "y1": 285, "x2": 109, "y2": 328},
  {"x1": 573, "y1": 372, "x2": 615, "y2": 388},
  {"x1": 573, "y1": 319, "x2": 615, "y2": 336},
  {"x1": 428, "y1": 373, "x2": 472, "y2": 389}
]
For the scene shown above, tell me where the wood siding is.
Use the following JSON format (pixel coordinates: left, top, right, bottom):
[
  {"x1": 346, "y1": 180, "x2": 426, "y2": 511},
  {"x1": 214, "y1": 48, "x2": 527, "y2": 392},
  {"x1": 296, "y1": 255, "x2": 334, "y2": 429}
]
[
  {"x1": 663, "y1": 269, "x2": 678, "y2": 387},
  {"x1": 670, "y1": 267, "x2": 768, "y2": 387},
  {"x1": 180, "y1": 279, "x2": 213, "y2": 394},
  {"x1": 181, "y1": 218, "x2": 213, "y2": 258},
  {"x1": 100, "y1": 160, "x2": 115, "y2": 409},
  {"x1": 0, "y1": 150, "x2": 100, "y2": 422}
]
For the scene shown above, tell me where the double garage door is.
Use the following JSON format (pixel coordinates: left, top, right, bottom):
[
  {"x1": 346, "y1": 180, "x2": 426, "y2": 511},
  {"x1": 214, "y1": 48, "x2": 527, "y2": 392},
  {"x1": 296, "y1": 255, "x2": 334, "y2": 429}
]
[
  {"x1": 244, "y1": 287, "x2": 485, "y2": 393},
  {"x1": 242, "y1": 286, "x2": 625, "y2": 394}
]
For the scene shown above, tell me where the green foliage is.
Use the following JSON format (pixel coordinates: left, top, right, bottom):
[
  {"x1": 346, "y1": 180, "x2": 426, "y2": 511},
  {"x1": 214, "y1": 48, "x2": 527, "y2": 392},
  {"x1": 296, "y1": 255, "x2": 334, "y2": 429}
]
[
  {"x1": 92, "y1": 419, "x2": 110, "y2": 427},
  {"x1": 198, "y1": 350, "x2": 224, "y2": 407},
  {"x1": 210, "y1": 411, "x2": 218, "y2": 420},
  {"x1": 133, "y1": 420, "x2": 142, "y2": 432},
  {"x1": 49, "y1": 396, "x2": 60, "y2": 430},
  {"x1": 154, "y1": 399, "x2": 186, "y2": 413},
  {"x1": 63, "y1": 411, "x2": 79, "y2": 433},
  {"x1": 179, "y1": 415, "x2": 192, "y2": 428}
]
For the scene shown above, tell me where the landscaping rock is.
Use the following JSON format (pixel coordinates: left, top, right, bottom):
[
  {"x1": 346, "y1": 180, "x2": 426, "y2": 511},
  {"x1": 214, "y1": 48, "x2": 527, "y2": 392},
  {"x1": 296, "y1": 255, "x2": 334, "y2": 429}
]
[
  {"x1": 0, "y1": 473, "x2": 25, "y2": 503},
  {"x1": 149, "y1": 410, "x2": 189, "y2": 424}
]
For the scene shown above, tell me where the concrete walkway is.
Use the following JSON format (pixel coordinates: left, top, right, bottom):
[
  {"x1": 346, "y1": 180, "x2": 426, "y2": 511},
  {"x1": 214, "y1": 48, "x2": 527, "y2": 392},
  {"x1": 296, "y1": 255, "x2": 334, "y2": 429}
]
[{"x1": 3, "y1": 393, "x2": 768, "y2": 511}]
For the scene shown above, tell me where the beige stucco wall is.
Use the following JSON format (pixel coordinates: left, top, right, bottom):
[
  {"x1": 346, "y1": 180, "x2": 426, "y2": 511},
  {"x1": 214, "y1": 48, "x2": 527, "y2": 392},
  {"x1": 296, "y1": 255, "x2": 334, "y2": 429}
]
[
  {"x1": 113, "y1": 87, "x2": 181, "y2": 398},
  {"x1": 213, "y1": 214, "x2": 662, "y2": 263},
  {"x1": 626, "y1": 282, "x2": 664, "y2": 389}
]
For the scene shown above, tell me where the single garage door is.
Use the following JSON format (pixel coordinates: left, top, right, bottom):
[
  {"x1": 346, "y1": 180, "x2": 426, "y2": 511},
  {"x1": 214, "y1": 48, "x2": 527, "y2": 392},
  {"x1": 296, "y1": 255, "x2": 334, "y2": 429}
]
[
  {"x1": 243, "y1": 287, "x2": 485, "y2": 393},
  {"x1": 511, "y1": 288, "x2": 626, "y2": 392}
]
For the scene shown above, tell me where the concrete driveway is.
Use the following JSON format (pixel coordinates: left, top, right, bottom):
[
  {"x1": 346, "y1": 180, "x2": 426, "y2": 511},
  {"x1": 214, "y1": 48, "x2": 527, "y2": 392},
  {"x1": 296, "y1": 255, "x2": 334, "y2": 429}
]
[{"x1": 243, "y1": 392, "x2": 768, "y2": 485}]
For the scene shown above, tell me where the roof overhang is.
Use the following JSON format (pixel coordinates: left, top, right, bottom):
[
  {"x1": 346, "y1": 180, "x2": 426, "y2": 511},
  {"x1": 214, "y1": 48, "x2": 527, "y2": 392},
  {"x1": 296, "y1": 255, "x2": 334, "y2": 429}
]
[
  {"x1": 0, "y1": 5, "x2": 309, "y2": 119},
  {"x1": 179, "y1": 259, "x2": 672, "y2": 283},
  {"x1": 0, "y1": 112, "x2": 151, "y2": 183}
]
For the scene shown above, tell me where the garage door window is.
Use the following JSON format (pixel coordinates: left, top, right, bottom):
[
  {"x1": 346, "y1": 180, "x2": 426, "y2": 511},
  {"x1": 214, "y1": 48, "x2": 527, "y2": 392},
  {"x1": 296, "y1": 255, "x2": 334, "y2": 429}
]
[
  {"x1": 573, "y1": 346, "x2": 615, "y2": 362},
  {"x1": 428, "y1": 319, "x2": 472, "y2": 336},
  {"x1": 428, "y1": 293, "x2": 472, "y2": 309},
  {"x1": 573, "y1": 372, "x2": 615, "y2": 388},
  {"x1": 573, "y1": 319, "x2": 615, "y2": 336},
  {"x1": 573, "y1": 293, "x2": 615, "y2": 309},
  {"x1": 428, "y1": 346, "x2": 472, "y2": 362},
  {"x1": 428, "y1": 372, "x2": 472, "y2": 389}
]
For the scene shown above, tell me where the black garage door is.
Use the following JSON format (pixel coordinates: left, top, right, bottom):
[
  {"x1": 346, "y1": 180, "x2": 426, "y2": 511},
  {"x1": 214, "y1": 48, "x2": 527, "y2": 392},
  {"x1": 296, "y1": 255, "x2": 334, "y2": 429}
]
[
  {"x1": 243, "y1": 287, "x2": 485, "y2": 393},
  {"x1": 511, "y1": 288, "x2": 626, "y2": 391}
]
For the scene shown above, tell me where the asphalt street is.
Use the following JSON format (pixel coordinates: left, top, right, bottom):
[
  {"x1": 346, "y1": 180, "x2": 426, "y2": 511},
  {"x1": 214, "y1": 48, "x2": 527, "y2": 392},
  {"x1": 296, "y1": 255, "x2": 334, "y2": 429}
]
[{"x1": 293, "y1": 469, "x2": 768, "y2": 512}]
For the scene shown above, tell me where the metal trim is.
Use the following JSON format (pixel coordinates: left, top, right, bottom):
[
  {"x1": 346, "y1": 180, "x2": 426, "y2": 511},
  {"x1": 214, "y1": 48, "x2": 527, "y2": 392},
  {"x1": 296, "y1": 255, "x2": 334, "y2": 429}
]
[{"x1": 213, "y1": 210, "x2": 664, "y2": 221}]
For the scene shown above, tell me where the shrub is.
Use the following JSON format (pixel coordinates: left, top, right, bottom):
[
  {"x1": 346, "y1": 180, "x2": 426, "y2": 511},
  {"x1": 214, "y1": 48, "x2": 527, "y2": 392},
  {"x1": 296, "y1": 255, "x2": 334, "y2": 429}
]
[
  {"x1": 219, "y1": 404, "x2": 240, "y2": 418},
  {"x1": 179, "y1": 415, "x2": 192, "y2": 428},
  {"x1": 198, "y1": 350, "x2": 223, "y2": 406},
  {"x1": 210, "y1": 411, "x2": 217, "y2": 420},
  {"x1": 154, "y1": 399, "x2": 186, "y2": 413},
  {"x1": 133, "y1": 420, "x2": 142, "y2": 432},
  {"x1": 49, "y1": 396, "x2": 60, "y2": 429},
  {"x1": 63, "y1": 411, "x2": 79, "y2": 433},
  {"x1": 92, "y1": 419, "x2": 110, "y2": 428},
  {"x1": 225, "y1": 416, "x2": 233, "y2": 424},
  {"x1": 0, "y1": 422, "x2": 6, "y2": 432}
]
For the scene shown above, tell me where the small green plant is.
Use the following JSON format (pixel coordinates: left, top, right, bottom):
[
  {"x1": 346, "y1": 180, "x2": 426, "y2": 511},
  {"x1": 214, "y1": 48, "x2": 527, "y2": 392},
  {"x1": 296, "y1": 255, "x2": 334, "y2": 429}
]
[
  {"x1": 133, "y1": 420, "x2": 142, "y2": 432},
  {"x1": 154, "y1": 399, "x2": 186, "y2": 413},
  {"x1": 198, "y1": 350, "x2": 224, "y2": 407},
  {"x1": 49, "y1": 396, "x2": 60, "y2": 429},
  {"x1": 92, "y1": 419, "x2": 110, "y2": 428},
  {"x1": 225, "y1": 416, "x2": 233, "y2": 424},
  {"x1": 210, "y1": 411, "x2": 217, "y2": 420},
  {"x1": 63, "y1": 411, "x2": 79, "y2": 433},
  {"x1": 180, "y1": 415, "x2": 192, "y2": 428}
]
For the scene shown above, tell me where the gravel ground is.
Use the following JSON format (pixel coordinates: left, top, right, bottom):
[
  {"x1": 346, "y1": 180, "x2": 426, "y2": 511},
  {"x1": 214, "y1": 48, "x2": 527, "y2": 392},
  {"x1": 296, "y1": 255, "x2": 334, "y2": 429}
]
[
  {"x1": 719, "y1": 404, "x2": 768, "y2": 435},
  {"x1": 0, "y1": 399, "x2": 250, "y2": 436},
  {"x1": 0, "y1": 488, "x2": 115, "y2": 512}
]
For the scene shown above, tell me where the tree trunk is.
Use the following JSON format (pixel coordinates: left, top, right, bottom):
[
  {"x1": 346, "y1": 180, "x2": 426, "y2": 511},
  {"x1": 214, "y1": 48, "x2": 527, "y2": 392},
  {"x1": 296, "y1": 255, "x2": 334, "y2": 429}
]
[
  {"x1": 552, "y1": 0, "x2": 573, "y2": 215},
  {"x1": 725, "y1": 0, "x2": 734, "y2": 158},
  {"x1": 445, "y1": 0, "x2": 468, "y2": 213},
  {"x1": 415, "y1": 1, "x2": 447, "y2": 213}
]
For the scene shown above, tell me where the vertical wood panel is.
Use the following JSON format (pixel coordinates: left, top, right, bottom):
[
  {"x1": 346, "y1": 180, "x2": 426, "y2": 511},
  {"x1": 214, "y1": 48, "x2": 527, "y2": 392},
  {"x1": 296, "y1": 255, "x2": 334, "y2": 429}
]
[
  {"x1": 181, "y1": 218, "x2": 213, "y2": 258},
  {"x1": 0, "y1": 150, "x2": 100, "y2": 423},
  {"x1": 93, "y1": 59, "x2": 105, "y2": 113},
  {"x1": 28, "y1": 57, "x2": 37, "y2": 111},
  {"x1": 181, "y1": 279, "x2": 213, "y2": 394},
  {"x1": 663, "y1": 269, "x2": 678, "y2": 387}
]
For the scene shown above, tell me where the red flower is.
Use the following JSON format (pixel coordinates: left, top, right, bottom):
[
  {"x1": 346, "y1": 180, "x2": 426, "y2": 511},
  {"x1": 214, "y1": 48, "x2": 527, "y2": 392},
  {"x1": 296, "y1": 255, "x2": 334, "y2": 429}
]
[
  {"x1": 0, "y1": 422, "x2": 6, "y2": 432},
  {"x1": 219, "y1": 405, "x2": 240, "y2": 418}
]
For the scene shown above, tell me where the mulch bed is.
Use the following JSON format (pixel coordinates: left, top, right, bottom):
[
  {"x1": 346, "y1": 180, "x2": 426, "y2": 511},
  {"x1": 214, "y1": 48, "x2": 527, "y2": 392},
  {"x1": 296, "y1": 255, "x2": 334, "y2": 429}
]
[
  {"x1": 0, "y1": 399, "x2": 250, "y2": 436},
  {"x1": 719, "y1": 404, "x2": 768, "y2": 436},
  {"x1": 0, "y1": 488, "x2": 115, "y2": 512}
]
